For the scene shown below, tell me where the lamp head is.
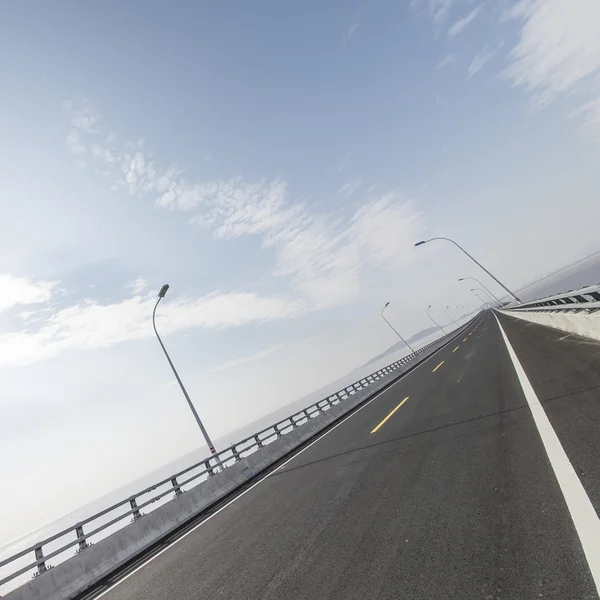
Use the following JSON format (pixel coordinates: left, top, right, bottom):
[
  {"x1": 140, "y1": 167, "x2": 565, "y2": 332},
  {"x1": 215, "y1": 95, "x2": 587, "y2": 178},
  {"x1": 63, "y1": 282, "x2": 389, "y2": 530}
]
[
  {"x1": 414, "y1": 241, "x2": 426, "y2": 247},
  {"x1": 158, "y1": 284, "x2": 170, "y2": 298}
]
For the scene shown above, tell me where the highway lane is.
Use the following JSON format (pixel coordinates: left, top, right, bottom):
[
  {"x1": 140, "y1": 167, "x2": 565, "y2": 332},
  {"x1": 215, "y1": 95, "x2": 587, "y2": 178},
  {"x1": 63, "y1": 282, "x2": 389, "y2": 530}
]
[
  {"x1": 497, "y1": 312, "x2": 600, "y2": 516},
  {"x1": 87, "y1": 311, "x2": 599, "y2": 600}
]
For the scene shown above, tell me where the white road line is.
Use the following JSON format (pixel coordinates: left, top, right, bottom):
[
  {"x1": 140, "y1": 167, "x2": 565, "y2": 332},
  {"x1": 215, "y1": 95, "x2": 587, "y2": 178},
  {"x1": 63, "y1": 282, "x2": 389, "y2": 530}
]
[
  {"x1": 93, "y1": 316, "x2": 484, "y2": 598},
  {"x1": 495, "y1": 315, "x2": 600, "y2": 596}
]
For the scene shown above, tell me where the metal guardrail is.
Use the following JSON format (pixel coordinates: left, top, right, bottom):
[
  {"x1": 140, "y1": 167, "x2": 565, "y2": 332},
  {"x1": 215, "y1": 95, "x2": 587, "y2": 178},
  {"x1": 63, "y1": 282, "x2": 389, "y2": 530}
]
[
  {"x1": 505, "y1": 284, "x2": 600, "y2": 313},
  {"x1": 0, "y1": 330, "x2": 452, "y2": 592}
]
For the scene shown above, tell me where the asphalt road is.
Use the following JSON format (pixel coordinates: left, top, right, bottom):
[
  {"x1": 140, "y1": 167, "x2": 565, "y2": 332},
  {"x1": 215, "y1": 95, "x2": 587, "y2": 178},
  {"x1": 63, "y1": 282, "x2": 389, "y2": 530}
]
[{"x1": 91, "y1": 311, "x2": 600, "y2": 600}]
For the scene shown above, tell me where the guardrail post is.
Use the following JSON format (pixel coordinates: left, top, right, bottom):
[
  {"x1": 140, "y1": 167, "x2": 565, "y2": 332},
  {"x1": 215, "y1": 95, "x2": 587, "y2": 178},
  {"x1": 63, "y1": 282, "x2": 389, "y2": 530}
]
[
  {"x1": 205, "y1": 459, "x2": 215, "y2": 477},
  {"x1": 232, "y1": 445, "x2": 242, "y2": 460},
  {"x1": 171, "y1": 477, "x2": 183, "y2": 497},
  {"x1": 34, "y1": 546, "x2": 47, "y2": 575},
  {"x1": 304, "y1": 409, "x2": 311, "y2": 420},
  {"x1": 75, "y1": 525, "x2": 89, "y2": 552},
  {"x1": 255, "y1": 435, "x2": 264, "y2": 448},
  {"x1": 130, "y1": 498, "x2": 142, "y2": 520},
  {"x1": 274, "y1": 425, "x2": 282, "y2": 438}
]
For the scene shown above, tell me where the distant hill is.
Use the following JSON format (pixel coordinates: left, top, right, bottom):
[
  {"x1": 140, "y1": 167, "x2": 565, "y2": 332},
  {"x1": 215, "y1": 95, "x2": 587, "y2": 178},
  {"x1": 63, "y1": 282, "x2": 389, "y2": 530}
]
[{"x1": 363, "y1": 325, "x2": 440, "y2": 367}]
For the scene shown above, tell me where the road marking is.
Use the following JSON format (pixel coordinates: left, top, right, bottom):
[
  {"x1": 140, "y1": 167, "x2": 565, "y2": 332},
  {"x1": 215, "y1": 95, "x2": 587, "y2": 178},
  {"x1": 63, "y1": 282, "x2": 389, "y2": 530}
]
[
  {"x1": 463, "y1": 338, "x2": 467, "y2": 342},
  {"x1": 91, "y1": 314, "x2": 486, "y2": 599},
  {"x1": 370, "y1": 397, "x2": 409, "y2": 434},
  {"x1": 432, "y1": 360, "x2": 445, "y2": 372},
  {"x1": 453, "y1": 346, "x2": 459, "y2": 352},
  {"x1": 495, "y1": 315, "x2": 600, "y2": 596},
  {"x1": 469, "y1": 333, "x2": 472, "y2": 336}
]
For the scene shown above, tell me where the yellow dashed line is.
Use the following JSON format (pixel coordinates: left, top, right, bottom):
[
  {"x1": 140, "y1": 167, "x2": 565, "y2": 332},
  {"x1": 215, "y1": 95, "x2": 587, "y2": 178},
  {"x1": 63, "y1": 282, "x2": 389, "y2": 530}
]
[
  {"x1": 453, "y1": 346, "x2": 459, "y2": 352},
  {"x1": 371, "y1": 397, "x2": 409, "y2": 434},
  {"x1": 432, "y1": 360, "x2": 445, "y2": 373}
]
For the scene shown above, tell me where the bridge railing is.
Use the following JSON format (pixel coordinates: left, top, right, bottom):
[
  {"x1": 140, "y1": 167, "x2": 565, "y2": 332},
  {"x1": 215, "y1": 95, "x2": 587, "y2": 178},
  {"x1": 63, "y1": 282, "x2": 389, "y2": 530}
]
[
  {"x1": 505, "y1": 284, "x2": 600, "y2": 313},
  {"x1": 0, "y1": 328, "x2": 452, "y2": 593}
]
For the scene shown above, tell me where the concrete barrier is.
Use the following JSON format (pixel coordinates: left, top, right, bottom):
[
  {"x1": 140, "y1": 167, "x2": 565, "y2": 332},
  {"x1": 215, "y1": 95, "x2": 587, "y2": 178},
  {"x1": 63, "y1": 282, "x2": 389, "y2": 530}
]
[
  {"x1": 500, "y1": 310, "x2": 600, "y2": 343},
  {"x1": 6, "y1": 322, "x2": 469, "y2": 600}
]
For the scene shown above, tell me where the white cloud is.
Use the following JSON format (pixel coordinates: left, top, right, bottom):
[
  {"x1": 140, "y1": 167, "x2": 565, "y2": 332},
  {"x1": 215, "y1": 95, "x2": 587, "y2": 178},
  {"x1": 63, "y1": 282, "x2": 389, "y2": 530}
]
[
  {"x1": 338, "y1": 180, "x2": 362, "y2": 198},
  {"x1": 436, "y1": 54, "x2": 454, "y2": 70},
  {"x1": 207, "y1": 344, "x2": 284, "y2": 374},
  {"x1": 126, "y1": 277, "x2": 149, "y2": 295},
  {"x1": 66, "y1": 100, "x2": 100, "y2": 133},
  {"x1": 0, "y1": 291, "x2": 303, "y2": 368},
  {"x1": 90, "y1": 143, "x2": 115, "y2": 164},
  {"x1": 122, "y1": 151, "x2": 158, "y2": 196},
  {"x1": 343, "y1": 23, "x2": 360, "y2": 42},
  {"x1": 66, "y1": 131, "x2": 86, "y2": 155},
  {"x1": 467, "y1": 46, "x2": 495, "y2": 80},
  {"x1": 62, "y1": 102, "x2": 425, "y2": 314},
  {"x1": 448, "y1": 5, "x2": 482, "y2": 38},
  {"x1": 572, "y1": 96, "x2": 600, "y2": 141},
  {"x1": 0, "y1": 274, "x2": 56, "y2": 314},
  {"x1": 411, "y1": 0, "x2": 454, "y2": 24},
  {"x1": 504, "y1": 0, "x2": 600, "y2": 138}
]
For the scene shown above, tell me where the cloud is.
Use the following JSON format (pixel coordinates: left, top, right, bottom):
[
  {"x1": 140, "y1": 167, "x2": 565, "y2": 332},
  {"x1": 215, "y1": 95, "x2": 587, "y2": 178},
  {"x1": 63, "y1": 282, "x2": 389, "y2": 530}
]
[
  {"x1": 504, "y1": 0, "x2": 600, "y2": 138},
  {"x1": 90, "y1": 143, "x2": 115, "y2": 164},
  {"x1": 343, "y1": 23, "x2": 360, "y2": 42},
  {"x1": 207, "y1": 344, "x2": 284, "y2": 374},
  {"x1": 0, "y1": 291, "x2": 303, "y2": 368},
  {"x1": 467, "y1": 46, "x2": 495, "y2": 80},
  {"x1": 0, "y1": 274, "x2": 56, "y2": 314},
  {"x1": 411, "y1": 0, "x2": 454, "y2": 24},
  {"x1": 572, "y1": 96, "x2": 600, "y2": 141},
  {"x1": 448, "y1": 5, "x2": 482, "y2": 38},
  {"x1": 338, "y1": 180, "x2": 362, "y2": 198},
  {"x1": 126, "y1": 277, "x2": 149, "y2": 295},
  {"x1": 65, "y1": 100, "x2": 100, "y2": 134},
  {"x1": 62, "y1": 102, "x2": 425, "y2": 314},
  {"x1": 436, "y1": 54, "x2": 454, "y2": 70},
  {"x1": 65, "y1": 131, "x2": 86, "y2": 155}
]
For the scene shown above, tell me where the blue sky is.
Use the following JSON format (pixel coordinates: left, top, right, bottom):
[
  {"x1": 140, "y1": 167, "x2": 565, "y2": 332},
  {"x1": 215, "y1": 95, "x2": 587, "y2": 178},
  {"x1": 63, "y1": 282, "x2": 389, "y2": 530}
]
[{"x1": 1, "y1": 0, "x2": 600, "y2": 544}]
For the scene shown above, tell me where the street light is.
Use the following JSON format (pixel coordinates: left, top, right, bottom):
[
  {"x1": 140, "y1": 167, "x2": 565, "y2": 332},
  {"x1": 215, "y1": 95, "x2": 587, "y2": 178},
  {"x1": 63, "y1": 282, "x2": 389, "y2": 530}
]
[
  {"x1": 470, "y1": 287, "x2": 499, "y2": 308},
  {"x1": 426, "y1": 305, "x2": 446, "y2": 336},
  {"x1": 153, "y1": 284, "x2": 217, "y2": 458},
  {"x1": 415, "y1": 237, "x2": 521, "y2": 303},
  {"x1": 381, "y1": 302, "x2": 415, "y2": 354},
  {"x1": 458, "y1": 277, "x2": 502, "y2": 307},
  {"x1": 445, "y1": 305, "x2": 459, "y2": 328},
  {"x1": 472, "y1": 291, "x2": 488, "y2": 308}
]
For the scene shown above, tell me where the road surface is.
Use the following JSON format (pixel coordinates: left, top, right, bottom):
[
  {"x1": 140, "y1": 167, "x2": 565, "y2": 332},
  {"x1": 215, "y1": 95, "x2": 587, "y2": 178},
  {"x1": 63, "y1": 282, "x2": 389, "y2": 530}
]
[{"x1": 83, "y1": 310, "x2": 600, "y2": 600}]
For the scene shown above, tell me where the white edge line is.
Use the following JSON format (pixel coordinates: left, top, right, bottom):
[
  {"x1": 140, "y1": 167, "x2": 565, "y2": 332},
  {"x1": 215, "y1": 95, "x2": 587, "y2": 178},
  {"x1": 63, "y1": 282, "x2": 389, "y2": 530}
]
[
  {"x1": 93, "y1": 315, "x2": 484, "y2": 599},
  {"x1": 494, "y1": 313, "x2": 600, "y2": 595}
]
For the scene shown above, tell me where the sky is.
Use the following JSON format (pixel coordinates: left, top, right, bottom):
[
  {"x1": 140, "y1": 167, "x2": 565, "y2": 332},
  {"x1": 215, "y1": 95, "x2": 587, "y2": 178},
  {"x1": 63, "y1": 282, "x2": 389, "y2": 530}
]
[{"x1": 1, "y1": 0, "x2": 600, "y2": 546}]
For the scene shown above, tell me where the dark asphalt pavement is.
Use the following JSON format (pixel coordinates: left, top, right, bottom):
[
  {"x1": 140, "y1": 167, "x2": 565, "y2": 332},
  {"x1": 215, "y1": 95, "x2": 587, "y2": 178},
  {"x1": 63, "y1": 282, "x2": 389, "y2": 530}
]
[{"x1": 93, "y1": 311, "x2": 600, "y2": 600}]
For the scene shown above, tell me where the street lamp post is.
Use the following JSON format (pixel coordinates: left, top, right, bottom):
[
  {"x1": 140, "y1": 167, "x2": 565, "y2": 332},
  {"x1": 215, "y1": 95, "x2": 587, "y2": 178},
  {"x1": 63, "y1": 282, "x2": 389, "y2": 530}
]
[
  {"x1": 445, "y1": 305, "x2": 459, "y2": 328},
  {"x1": 415, "y1": 237, "x2": 521, "y2": 303},
  {"x1": 472, "y1": 291, "x2": 488, "y2": 308},
  {"x1": 471, "y1": 287, "x2": 499, "y2": 308},
  {"x1": 458, "y1": 277, "x2": 502, "y2": 307},
  {"x1": 381, "y1": 302, "x2": 415, "y2": 354},
  {"x1": 426, "y1": 304, "x2": 446, "y2": 336},
  {"x1": 153, "y1": 284, "x2": 218, "y2": 461}
]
